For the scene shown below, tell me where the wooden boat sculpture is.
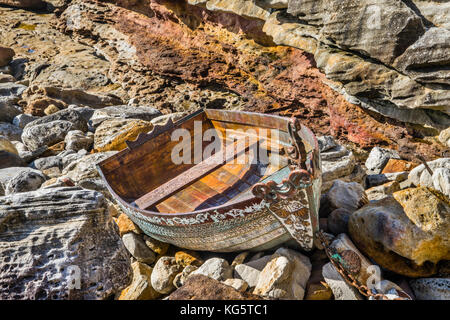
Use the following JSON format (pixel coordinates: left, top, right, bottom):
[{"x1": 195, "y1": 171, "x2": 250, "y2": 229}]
[{"x1": 97, "y1": 109, "x2": 322, "y2": 252}]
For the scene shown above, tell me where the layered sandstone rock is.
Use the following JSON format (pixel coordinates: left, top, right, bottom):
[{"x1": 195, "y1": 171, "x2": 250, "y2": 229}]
[{"x1": 0, "y1": 187, "x2": 132, "y2": 299}]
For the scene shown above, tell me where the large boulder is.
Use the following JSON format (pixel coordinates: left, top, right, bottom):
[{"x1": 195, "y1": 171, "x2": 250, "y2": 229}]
[
  {"x1": 21, "y1": 109, "x2": 88, "y2": 151},
  {"x1": 0, "y1": 187, "x2": 132, "y2": 299},
  {"x1": 348, "y1": 188, "x2": 450, "y2": 277}
]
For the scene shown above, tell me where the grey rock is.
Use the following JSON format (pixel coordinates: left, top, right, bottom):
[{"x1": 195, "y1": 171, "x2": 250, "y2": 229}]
[
  {"x1": 365, "y1": 147, "x2": 401, "y2": 174},
  {"x1": 327, "y1": 208, "x2": 351, "y2": 235},
  {"x1": 324, "y1": 180, "x2": 368, "y2": 212},
  {"x1": 253, "y1": 247, "x2": 311, "y2": 300},
  {"x1": 0, "y1": 122, "x2": 22, "y2": 141},
  {"x1": 317, "y1": 135, "x2": 337, "y2": 153},
  {"x1": 32, "y1": 156, "x2": 62, "y2": 171},
  {"x1": 432, "y1": 168, "x2": 450, "y2": 197},
  {"x1": 410, "y1": 278, "x2": 450, "y2": 300},
  {"x1": 321, "y1": 146, "x2": 356, "y2": 184},
  {"x1": 394, "y1": 27, "x2": 450, "y2": 85},
  {"x1": 12, "y1": 113, "x2": 38, "y2": 128},
  {"x1": 0, "y1": 187, "x2": 132, "y2": 299},
  {"x1": 18, "y1": 145, "x2": 48, "y2": 163},
  {"x1": 438, "y1": 127, "x2": 450, "y2": 148},
  {"x1": 0, "y1": 167, "x2": 40, "y2": 195},
  {"x1": 121, "y1": 232, "x2": 156, "y2": 264},
  {"x1": 322, "y1": 262, "x2": 363, "y2": 300},
  {"x1": 234, "y1": 264, "x2": 261, "y2": 288},
  {"x1": 22, "y1": 120, "x2": 74, "y2": 151},
  {"x1": 222, "y1": 278, "x2": 249, "y2": 292},
  {"x1": 5, "y1": 169, "x2": 46, "y2": 195},
  {"x1": 409, "y1": 158, "x2": 450, "y2": 191},
  {"x1": 0, "y1": 82, "x2": 27, "y2": 97},
  {"x1": 151, "y1": 256, "x2": 182, "y2": 294},
  {"x1": 190, "y1": 257, "x2": 233, "y2": 281},
  {"x1": 89, "y1": 105, "x2": 162, "y2": 128},
  {"x1": 0, "y1": 96, "x2": 22, "y2": 122},
  {"x1": 62, "y1": 151, "x2": 117, "y2": 183},
  {"x1": 365, "y1": 171, "x2": 409, "y2": 188},
  {"x1": 64, "y1": 130, "x2": 93, "y2": 151},
  {"x1": 366, "y1": 181, "x2": 401, "y2": 201}
]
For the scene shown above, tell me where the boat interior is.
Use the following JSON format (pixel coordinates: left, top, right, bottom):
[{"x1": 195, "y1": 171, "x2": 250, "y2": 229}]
[{"x1": 97, "y1": 109, "x2": 315, "y2": 214}]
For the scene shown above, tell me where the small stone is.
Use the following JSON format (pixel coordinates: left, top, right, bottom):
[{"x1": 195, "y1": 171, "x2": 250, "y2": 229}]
[
  {"x1": 175, "y1": 250, "x2": 203, "y2": 267},
  {"x1": 253, "y1": 248, "x2": 311, "y2": 300},
  {"x1": 93, "y1": 118, "x2": 153, "y2": 152},
  {"x1": 410, "y1": 278, "x2": 450, "y2": 300},
  {"x1": 234, "y1": 264, "x2": 261, "y2": 288},
  {"x1": 118, "y1": 261, "x2": 161, "y2": 300},
  {"x1": 322, "y1": 262, "x2": 363, "y2": 300},
  {"x1": 321, "y1": 180, "x2": 368, "y2": 215},
  {"x1": 0, "y1": 46, "x2": 14, "y2": 67},
  {"x1": 432, "y1": 168, "x2": 450, "y2": 197},
  {"x1": 173, "y1": 265, "x2": 198, "y2": 288},
  {"x1": 365, "y1": 171, "x2": 409, "y2": 188},
  {"x1": 305, "y1": 282, "x2": 333, "y2": 300},
  {"x1": 116, "y1": 213, "x2": 141, "y2": 237},
  {"x1": 12, "y1": 114, "x2": 38, "y2": 129},
  {"x1": 327, "y1": 208, "x2": 351, "y2": 235},
  {"x1": 0, "y1": 73, "x2": 15, "y2": 83},
  {"x1": 438, "y1": 128, "x2": 450, "y2": 147},
  {"x1": 0, "y1": 122, "x2": 22, "y2": 141},
  {"x1": 190, "y1": 257, "x2": 233, "y2": 281},
  {"x1": 381, "y1": 159, "x2": 416, "y2": 174},
  {"x1": 5, "y1": 168, "x2": 46, "y2": 195},
  {"x1": 121, "y1": 233, "x2": 155, "y2": 264},
  {"x1": 143, "y1": 235, "x2": 169, "y2": 256},
  {"x1": 409, "y1": 158, "x2": 450, "y2": 191},
  {"x1": 222, "y1": 279, "x2": 249, "y2": 292},
  {"x1": 64, "y1": 130, "x2": 93, "y2": 152},
  {"x1": 317, "y1": 135, "x2": 337, "y2": 153},
  {"x1": 43, "y1": 104, "x2": 60, "y2": 115},
  {"x1": 231, "y1": 251, "x2": 250, "y2": 266},
  {"x1": 365, "y1": 147, "x2": 401, "y2": 174},
  {"x1": 365, "y1": 180, "x2": 401, "y2": 201},
  {"x1": 42, "y1": 167, "x2": 62, "y2": 178},
  {"x1": 150, "y1": 256, "x2": 182, "y2": 294},
  {"x1": 0, "y1": 136, "x2": 18, "y2": 155}
]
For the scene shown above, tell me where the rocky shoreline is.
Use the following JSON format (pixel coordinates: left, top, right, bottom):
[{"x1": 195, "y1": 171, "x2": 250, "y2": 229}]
[{"x1": 0, "y1": 0, "x2": 449, "y2": 300}]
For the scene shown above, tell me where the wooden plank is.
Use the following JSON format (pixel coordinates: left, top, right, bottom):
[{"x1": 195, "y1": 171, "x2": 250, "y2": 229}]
[
  {"x1": 135, "y1": 139, "x2": 258, "y2": 210},
  {"x1": 205, "y1": 109, "x2": 289, "y2": 131}
]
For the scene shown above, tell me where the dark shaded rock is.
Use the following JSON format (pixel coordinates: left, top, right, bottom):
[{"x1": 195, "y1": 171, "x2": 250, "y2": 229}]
[
  {"x1": 327, "y1": 208, "x2": 351, "y2": 235},
  {"x1": 168, "y1": 275, "x2": 263, "y2": 300}
]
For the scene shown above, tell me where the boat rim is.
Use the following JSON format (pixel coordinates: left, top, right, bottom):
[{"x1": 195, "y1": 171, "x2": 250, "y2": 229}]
[{"x1": 96, "y1": 109, "x2": 320, "y2": 220}]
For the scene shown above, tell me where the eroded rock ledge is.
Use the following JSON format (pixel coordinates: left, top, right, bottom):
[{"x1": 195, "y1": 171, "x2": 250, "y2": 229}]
[{"x1": 51, "y1": 0, "x2": 447, "y2": 159}]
